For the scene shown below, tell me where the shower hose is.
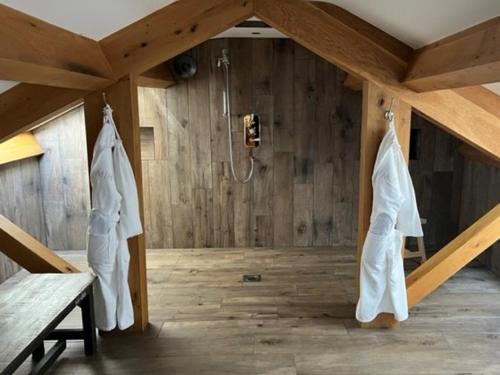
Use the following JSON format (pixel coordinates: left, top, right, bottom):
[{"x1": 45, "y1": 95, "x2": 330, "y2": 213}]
[{"x1": 220, "y1": 56, "x2": 254, "y2": 184}]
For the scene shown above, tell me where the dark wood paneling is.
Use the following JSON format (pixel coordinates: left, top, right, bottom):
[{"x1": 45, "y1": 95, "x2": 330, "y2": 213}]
[
  {"x1": 459, "y1": 160, "x2": 500, "y2": 275},
  {"x1": 139, "y1": 39, "x2": 363, "y2": 249},
  {"x1": 409, "y1": 114, "x2": 464, "y2": 251}
]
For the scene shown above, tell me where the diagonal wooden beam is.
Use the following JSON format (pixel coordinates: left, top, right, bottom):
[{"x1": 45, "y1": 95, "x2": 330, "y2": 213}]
[
  {"x1": 101, "y1": 0, "x2": 253, "y2": 78},
  {"x1": 1, "y1": 0, "x2": 499, "y2": 161},
  {"x1": 0, "y1": 83, "x2": 85, "y2": 142},
  {"x1": 0, "y1": 215, "x2": 80, "y2": 273},
  {"x1": 0, "y1": 132, "x2": 43, "y2": 166},
  {"x1": 0, "y1": 4, "x2": 113, "y2": 90},
  {"x1": 406, "y1": 204, "x2": 500, "y2": 308},
  {"x1": 404, "y1": 17, "x2": 500, "y2": 91},
  {"x1": 311, "y1": 1, "x2": 413, "y2": 66},
  {"x1": 255, "y1": 0, "x2": 500, "y2": 162},
  {"x1": 0, "y1": 0, "x2": 252, "y2": 142}
]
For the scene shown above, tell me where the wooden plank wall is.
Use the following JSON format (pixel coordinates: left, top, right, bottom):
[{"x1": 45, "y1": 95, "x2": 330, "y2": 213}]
[
  {"x1": 409, "y1": 113, "x2": 464, "y2": 251},
  {"x1": 139, "y1": 39, "x2": 362, "y2": 249},
  {"x1": 0, "y1": 106, "x2": 90, "y2": 282},
  {"x1": 34, "y1": 106, "x2": 91, "y2": 250},
  {"x1": 0, "y1": 37, "x2": 483, "y2": 282},
  {"x1": 0, "y1": 158, "x2": 46, "y2": 282},
  {"x1": 459, "y1": 159, "x2": 500, "y2": 276}
]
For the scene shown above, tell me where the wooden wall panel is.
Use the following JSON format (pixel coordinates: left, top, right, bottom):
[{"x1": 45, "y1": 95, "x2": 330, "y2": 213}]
[
  {"x1": 459, "y1": 159, "x2": 500, "y2": 276},
  {"x1": 272, "y1": 40, "x2": 294, "y2": 153},
  {"x1": 34, "y1": 106, "x2": 90, "y2": 250},
  {"x1": 409, "y1": 114, "x2": 464, "y2": 251},
  {"x1": 0, "y1": 38, "x2": 473, "y2": 262},
  {"x1": 165, "y1": 81, "x2": 195, "y2": 248},
  {"x1": 273, "y1": 152, "x2": 294, "y2": 247},
  {"x1": 0, "y1": 158, "x2": 46, "y2": 282},
  {"x1": 138, "y1": 39, "x2": 363, "y2": 249}
]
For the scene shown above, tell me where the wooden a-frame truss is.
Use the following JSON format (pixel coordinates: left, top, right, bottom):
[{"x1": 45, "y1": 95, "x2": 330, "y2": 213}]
[{"x1": 0, "y1": 0, "x2": 499, "y2": 331}]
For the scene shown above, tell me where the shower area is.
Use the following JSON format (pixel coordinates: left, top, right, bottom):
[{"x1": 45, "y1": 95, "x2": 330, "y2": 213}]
[{"x1": 139, "y1": 38, "x2": 362, "y2": 251}]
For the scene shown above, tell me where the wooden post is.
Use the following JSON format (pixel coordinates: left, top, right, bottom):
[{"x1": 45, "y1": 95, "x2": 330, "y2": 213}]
[
  {"x1": 84, "y1": 76, "x2": 148, "y2": 332},
  {"x1": 356, "y1": 80, "x2": 412, "y2": 328}
]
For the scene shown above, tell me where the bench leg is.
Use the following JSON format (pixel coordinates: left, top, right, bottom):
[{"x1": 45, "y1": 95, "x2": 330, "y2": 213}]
[
  {"x1": 32, "y1": 342, "x2": 45, "y2": 362},
  {"x1": 30, "y1": 340, "x2": 66, "y2": 375},
  {"x1": 81, "y1": 286, "x2": 97, "y2": 356}
]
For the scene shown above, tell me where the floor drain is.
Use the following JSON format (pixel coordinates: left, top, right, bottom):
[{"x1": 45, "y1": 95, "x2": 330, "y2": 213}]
[{"x1": 243, "y1": 274, "x2": 262, "y2": 282}]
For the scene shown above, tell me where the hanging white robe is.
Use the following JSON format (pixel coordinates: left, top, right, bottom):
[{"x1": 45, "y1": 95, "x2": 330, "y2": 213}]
[
  {"x1": 87, "y1": 105, "x2": 143, "y2": 331},
  {"x1": 356, "y1": 118, "x2": 423, "y2": 323}
]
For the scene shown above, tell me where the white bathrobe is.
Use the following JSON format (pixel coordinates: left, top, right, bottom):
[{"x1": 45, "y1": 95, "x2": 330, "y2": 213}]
[
  {"x1": 356, "y1": 118, "x2": 423, "y2": 322},
  {"x1": 88, "y1": 105, "x2": 143, "y2": 331}
]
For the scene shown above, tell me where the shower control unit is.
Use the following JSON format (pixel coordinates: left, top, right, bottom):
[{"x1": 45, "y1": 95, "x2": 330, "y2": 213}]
[{"x1": 243, "y1": 114, "x2": 261, "y2": 148}]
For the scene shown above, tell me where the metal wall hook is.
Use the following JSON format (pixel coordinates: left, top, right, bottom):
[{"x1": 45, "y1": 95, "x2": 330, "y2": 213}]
[
  {"x1": 102, "y1": 92, "x2": 109, "y2": 106},
  {"x1": 384, "y1": 97, "x2": 394, "y2": 122}
]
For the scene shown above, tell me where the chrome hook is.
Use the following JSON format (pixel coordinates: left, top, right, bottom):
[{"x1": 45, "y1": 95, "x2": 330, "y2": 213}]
[{"x1": 384, "y1": 97, "x2": 394, "y2": 122}]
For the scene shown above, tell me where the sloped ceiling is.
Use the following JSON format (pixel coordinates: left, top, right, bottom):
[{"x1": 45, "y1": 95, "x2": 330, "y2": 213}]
[{"x1": 1, "y1": 0, "x2": 500, "y2": 94}]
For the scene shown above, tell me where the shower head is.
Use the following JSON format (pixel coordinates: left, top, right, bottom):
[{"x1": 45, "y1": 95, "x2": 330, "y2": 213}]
[{"x1": 217, "y1": 49, "x2": 230, "y2": 68}]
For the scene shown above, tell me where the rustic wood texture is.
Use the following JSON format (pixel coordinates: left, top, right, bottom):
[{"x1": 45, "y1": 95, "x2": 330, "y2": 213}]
[
  {"x1": 311, "y1": 1, "x2": 413, "y2": 65},
  {"x1": 254, "y1": 0, "x2": 500, "y2": 162},
  {"x1": 84, "y1": 77, "x2": 148, "y2": 332},
  {"x1": 404, "y1": 17, "x2": 500, "y2": 91},
  {"x1": 0, "y1": 4, "x2": 113, "y2": 89},
  {"x1": 0, "y1": 132, "x2": 43, "y2": 166},
  {"x1": 1, "y1": 0, "x2": 499, "y2": 169},
  {"x1": 407, "y1": 204, "x2": 500, "y2": 308},
  {"x1": 34, "y1": 106, "x2": 91, "y2": 251},
  {"x1": 0, "y1": 214, "x2": 79, "y2": 274},
  {"x1": 0, "y1": 83, "x2": 85, "y2": 143},
  {"x1": 137, "y1": 63, "x2": 176, "y2": 89},
  {"x1": 409, "y1": 114, "x2": 464, "y2": 251},
  {"x1": 0, "y1": 158, "x2": 46, "y2": 282},
  {"x1": 0, "y1": 0, "x2": 252, "y2": 143},
  {"x1": 138, "y1": 39, "x2": 362, "y2": 249},
  {"x1": 0, "y1": 273, "x2": 94, "y2": 367},
  {"x1": 10, "y1": 247, "x2": 500, "y2": 374},
  {"x1": 356, "y1": 81, "x2": 411, "y2": 328},
  {"x1": 357, "y1": 81, "x2": 411, "y2": 272},
  {"x1": 100, "y1": 0, "x2": 253, "y2": 79},
  {"x1": 459, "y1": 156, "x2": 500, "y2": 277}
]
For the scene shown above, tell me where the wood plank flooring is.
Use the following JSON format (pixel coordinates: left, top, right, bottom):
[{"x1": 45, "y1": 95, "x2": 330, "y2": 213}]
[{"x1": 9, "y1": 247, "x2": 500, "y2": 374}]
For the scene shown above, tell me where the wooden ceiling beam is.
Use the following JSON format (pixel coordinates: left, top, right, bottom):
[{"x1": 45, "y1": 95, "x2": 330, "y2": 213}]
[
  {"x1": 0, "y1": 4, "x2": 113, "y2": 90},
  {"x1": 404, "y1": 17, "x2": 500, "y2": 91},
  {"x1": 311, "y1": 1, "x2": 413, "y2": 66},
  {"x1": 137, "y1": 63, "x2": 176, "y2": 89},
  {"x1": 100, "y1": 0, "x2": 253, "y2": 78},
  {"x1": 1, "y1": 0, "x2": 499, "y2": 160},
  {"x1": 0, "y1": 84, "x2": 85, "y2": 142},
  {"x1": 0, "y1": 0, "x2": 252, "y2": 142},
  {"x1": 255, "y1": 0, "x2": 500, "y2": 161},
  {"x1": 0, "y1": 132, "x2": 43, "y2": 166}
]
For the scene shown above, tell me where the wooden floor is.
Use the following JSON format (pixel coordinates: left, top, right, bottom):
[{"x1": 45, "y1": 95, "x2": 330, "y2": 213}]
[{"x1": 10, "y1": 247, "x2": 500, "y2": 374}]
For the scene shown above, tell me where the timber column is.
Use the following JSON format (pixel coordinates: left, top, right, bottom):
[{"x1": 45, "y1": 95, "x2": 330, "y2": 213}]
[
  {"x1": 356, "y1": 80, "x2": 411, "y2": 328},
  {"x1": 84, "y1": 76, "x2": 148, "y2": 332}
]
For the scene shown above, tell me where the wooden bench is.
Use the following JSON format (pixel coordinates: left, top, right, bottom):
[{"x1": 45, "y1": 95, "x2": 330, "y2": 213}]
[{"x1": 0, "y1": 273, "x2": 96, "y2": 374}]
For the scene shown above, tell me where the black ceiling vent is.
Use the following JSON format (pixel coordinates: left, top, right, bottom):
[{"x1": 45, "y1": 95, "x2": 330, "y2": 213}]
[{"x1": 235, "y1": 20, "x2": 271, "y2": 28}]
